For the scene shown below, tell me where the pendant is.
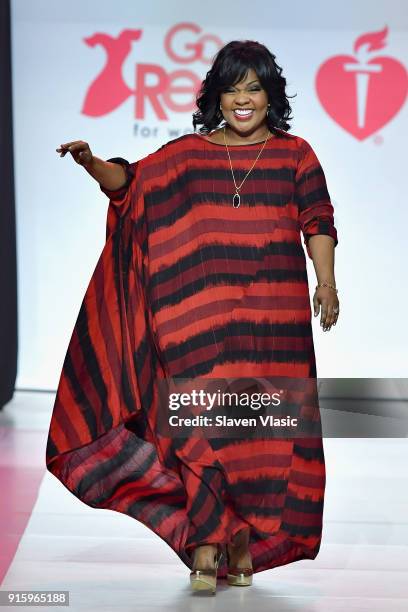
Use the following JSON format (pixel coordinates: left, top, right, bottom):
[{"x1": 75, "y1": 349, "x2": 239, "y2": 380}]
[{"x1": 233, "y1": 192, "x2": 240, "y2": 208}]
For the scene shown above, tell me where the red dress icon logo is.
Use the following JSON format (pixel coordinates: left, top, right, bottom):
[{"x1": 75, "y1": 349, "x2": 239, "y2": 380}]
[
  {"x1": 316, "y1": 26, "x2": 407, "y2": 140},
  {"x1": 81, "y1": 29, "x2": 142, "y2": 117}
]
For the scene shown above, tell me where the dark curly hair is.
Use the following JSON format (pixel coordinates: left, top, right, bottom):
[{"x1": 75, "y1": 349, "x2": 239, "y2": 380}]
[{"x1": 192, "y1": 40, "x2": 296, "y2": 138}]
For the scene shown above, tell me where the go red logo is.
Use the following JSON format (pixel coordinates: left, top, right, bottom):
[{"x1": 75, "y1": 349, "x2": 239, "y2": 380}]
[
  {"x1": 81, "y1": 23, "x2": 223, "y2": 119},
  {"x1": 316, "y1": 26, "x2": 407, "y2": 140}
]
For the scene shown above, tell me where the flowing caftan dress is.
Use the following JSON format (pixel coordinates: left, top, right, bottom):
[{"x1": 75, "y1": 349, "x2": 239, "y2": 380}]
[{"x1": 46, "y1": 129, "x2": 338, "y2": 577}]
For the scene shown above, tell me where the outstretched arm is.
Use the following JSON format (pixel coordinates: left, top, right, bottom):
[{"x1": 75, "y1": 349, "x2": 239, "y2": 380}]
[
  {"x1": 83, "y1": 155, "x2": 128, "y2": 191},
  {"x1": 57, "y1": 141, "x2": 128, "y2": 191}
]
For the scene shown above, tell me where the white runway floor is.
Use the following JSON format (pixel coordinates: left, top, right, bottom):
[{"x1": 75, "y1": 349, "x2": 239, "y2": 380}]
[{"x1": 1, "y1": 391, "x2": 407, "y2": 611}]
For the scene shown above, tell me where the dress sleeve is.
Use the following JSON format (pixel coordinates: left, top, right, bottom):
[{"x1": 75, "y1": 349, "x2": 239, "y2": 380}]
[
  {"x1": 99, "y1": 157, "x2": 138, "y2": 240},
  {"x1": 295, "y1": 139, "x2": 338, "y2": 260}
]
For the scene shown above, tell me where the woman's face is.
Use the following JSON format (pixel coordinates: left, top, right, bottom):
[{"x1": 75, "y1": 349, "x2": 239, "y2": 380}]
[{"x1": 219, "y1": 67, "x2": 269, "y2": 135}]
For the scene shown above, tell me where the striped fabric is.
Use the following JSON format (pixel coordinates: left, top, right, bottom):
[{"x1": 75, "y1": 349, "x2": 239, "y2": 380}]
[{"x1": 46, "y1": 129, "x2": 338, "y2": 577}]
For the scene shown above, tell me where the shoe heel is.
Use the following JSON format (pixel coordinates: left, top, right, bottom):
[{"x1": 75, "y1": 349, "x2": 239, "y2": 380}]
[
  {"x1": 226, "y1": 570, "x2": 253, "y2": 586},
  {"x1": 226, "y1": 548, "x2": 253, "y2": 587},
  {"x1": 190, "y1": 547, "x2": 223, "y2": 594}
]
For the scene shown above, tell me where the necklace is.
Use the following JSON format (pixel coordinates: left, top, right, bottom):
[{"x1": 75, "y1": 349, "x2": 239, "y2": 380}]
[{"x1": 223, "y1": 125, "x2": 272, "y2": 208}]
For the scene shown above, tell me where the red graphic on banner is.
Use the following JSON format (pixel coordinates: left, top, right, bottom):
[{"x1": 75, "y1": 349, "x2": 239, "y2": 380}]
[
  {"x1": 316, "y1": 26, "x2": 407, "y2": 140},
  {"x1": 82, "y1": 30, "x2": 142, "y2": 116},
  {"x1": 81, "y1": 23, "x2": 223, "y2": 119}
]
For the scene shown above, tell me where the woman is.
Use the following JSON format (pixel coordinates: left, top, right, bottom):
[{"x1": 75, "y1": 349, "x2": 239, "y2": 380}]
[{"x1": 49, "y1": 40, "x2": 339, "y2": 595}]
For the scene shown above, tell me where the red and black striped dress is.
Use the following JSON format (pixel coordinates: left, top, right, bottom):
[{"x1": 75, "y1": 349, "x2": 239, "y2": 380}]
[{"x1": 46, "y1": 129, "x2": 338, "y2": 577}]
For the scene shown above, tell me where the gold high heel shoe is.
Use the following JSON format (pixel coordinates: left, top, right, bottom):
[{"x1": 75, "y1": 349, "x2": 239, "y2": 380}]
[
  {"x1": 190, "y1": 545, "x2": 223, "y2": 594},
  {"x1": 226, "y1": 546, "x2": 253, "y2": 586}
]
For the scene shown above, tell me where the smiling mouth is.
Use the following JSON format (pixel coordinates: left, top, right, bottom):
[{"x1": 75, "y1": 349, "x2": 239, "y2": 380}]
[{"x1": 233, "y1": 109, "x2": 255, "y2": 121}]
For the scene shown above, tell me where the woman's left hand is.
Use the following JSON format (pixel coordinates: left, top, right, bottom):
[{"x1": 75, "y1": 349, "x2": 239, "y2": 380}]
[{"x1": 313, "y1": 287, "x2": 339, "y2": 331}]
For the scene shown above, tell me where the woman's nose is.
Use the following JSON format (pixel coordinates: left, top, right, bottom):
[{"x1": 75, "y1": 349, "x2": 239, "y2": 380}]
[{"x1": 234, "y1": 96, "x2": 251, "y2": 104}]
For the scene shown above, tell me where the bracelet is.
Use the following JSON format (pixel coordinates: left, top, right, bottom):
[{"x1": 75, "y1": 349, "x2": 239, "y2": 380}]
[{"x1": 316, "y1": 281, "x2": 338, "y2": 293}]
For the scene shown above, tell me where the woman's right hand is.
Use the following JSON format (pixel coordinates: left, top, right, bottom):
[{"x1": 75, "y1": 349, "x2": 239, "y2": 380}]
[
  {"x1": 56, "y1": 142, "x2": 128, "y2": 191},
  {"x1": 56, "y1": 141, "x2": 93, "y2": 168}
]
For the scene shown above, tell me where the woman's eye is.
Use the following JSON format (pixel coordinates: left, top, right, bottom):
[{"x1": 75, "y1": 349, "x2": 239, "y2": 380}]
[{"x1": 224, "y1": 87, "x2": 261, "y2": 93}]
